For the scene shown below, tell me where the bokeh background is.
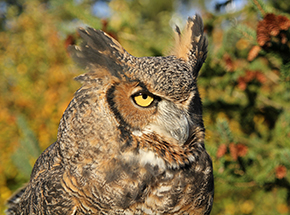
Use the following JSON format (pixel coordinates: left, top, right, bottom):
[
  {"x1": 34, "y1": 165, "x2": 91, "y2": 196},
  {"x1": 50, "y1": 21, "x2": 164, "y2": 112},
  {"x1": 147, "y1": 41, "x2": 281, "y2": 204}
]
[{"x1": 0, "y1": 0, "x2": 290, "y2": 214}]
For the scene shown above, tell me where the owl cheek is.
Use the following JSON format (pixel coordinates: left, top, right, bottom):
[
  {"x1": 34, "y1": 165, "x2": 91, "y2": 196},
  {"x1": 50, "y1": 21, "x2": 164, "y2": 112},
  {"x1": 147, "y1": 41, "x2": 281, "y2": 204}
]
[
  {"x1": 118, "y1": 106, "x2": 155, "y2": 129},
  {"x1": 106, "y1": 83, "x2": 156, "y2": 130}
]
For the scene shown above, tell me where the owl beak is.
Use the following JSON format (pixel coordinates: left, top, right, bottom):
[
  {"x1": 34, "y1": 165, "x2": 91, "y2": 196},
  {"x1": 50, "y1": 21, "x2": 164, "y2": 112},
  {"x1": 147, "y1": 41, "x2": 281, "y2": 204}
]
[
  {"x1": 142, "y1": 100, "x2": 191, "y2": 145},
  {"x1": 143, "y1": 112, "x2": 190, "y2": 145},
  {"x1": 168, "y1": 114, "x2": 190, "y2": 144}
]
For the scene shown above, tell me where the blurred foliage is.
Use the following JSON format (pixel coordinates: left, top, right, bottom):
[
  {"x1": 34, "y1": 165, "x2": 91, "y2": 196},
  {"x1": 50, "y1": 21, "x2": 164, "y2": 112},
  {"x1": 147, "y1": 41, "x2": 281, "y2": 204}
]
[{"x1": 0, "y1": 0, "x2": 290, "y2": 214}]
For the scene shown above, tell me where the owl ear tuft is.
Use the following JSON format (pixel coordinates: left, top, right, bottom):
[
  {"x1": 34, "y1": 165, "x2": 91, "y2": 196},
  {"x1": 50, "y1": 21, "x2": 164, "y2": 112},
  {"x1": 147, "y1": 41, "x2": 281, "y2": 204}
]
[
  {"x1": 68, "y1": 27, "x2": 128, "y2": 80},
  {"x1": 173, "y1": 15, "x2": 208, "y2": 75}
]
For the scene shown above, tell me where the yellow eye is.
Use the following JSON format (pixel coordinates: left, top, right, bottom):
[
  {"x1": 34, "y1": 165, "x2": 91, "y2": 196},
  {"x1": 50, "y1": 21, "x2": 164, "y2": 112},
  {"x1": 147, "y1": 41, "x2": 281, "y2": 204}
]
[{"x1": 133, "y1": 93, "x2": 154, "y2": 107}]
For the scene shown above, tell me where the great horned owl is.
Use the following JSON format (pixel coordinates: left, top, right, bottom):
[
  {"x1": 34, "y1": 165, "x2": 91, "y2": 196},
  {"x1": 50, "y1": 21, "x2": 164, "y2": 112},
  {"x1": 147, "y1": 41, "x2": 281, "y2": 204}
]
[{"x1": 7, "y1": 15, "x2": 214, "y2": 214}]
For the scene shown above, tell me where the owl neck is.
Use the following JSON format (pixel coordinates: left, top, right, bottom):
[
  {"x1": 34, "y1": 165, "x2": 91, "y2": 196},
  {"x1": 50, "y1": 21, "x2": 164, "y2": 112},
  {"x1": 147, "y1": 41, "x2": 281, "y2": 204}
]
[{"x1": 119, "y1": 124, "x2": 206, "y2": 170}]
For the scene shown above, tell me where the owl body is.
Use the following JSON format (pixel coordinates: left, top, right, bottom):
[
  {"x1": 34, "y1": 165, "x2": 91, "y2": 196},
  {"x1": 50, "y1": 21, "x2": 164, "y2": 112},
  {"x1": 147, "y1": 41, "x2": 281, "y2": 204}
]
[{"x1": 7, "y1": 15, "x2": 214, "y2": 215}]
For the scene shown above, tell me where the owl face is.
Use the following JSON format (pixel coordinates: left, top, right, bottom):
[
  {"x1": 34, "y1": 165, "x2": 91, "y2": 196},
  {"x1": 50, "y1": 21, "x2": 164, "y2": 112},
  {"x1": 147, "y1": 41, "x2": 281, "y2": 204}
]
[
  {"x1": 106, "y1": 56, "x2": 197, "y2": 145},
  {"x1": 68, "y1": 15, "x2": 207, "y2": 168}
]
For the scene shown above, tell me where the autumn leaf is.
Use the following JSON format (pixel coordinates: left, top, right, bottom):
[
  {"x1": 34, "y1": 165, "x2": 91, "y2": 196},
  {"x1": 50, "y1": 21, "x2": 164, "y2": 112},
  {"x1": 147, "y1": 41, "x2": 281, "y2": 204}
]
[
  {"x1": 264, "y1": 13, "x2": 280, "y2": 36},
  {"x1": 275, "y1": 165, "x2": 287, "y2": 179},
  {"x1": 257, "y1": 19, "x2": 271, "y2": 46},
  {"x1": 229, "y1": 143, "x2": 238, "y2": 161},
  {"x1": 248, "y1": 45, "x2": 261, "y2": 61},
  {"x1": 236, "y1": 144, "x2": 248, "y2": 157},
  {"x1": 217, "y1": 144, "x2": 227, "y2": 158},
  {"x1": 277, "y1": 15, "x2": 290, "y2": 31}
]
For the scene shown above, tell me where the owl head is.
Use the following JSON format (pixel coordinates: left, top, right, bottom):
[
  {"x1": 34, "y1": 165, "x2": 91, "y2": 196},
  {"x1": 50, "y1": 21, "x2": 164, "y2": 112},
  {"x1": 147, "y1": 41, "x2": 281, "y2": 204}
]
[{"x1": 65, "y1": 15, "x2": 207, "y2": 168}]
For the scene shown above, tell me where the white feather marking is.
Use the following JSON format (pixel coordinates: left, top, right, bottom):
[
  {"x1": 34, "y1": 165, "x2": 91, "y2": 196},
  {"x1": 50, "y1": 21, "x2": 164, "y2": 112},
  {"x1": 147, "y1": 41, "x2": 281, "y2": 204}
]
[
  {"x1": 139, "y1": 149, "x2": 166, "y2": 170},
  {"x1": 132, "y1": 130, "x2": 143, "y2": 136},
  {"x1": 204, "y1": 166, "x2": 212, "y2": 174},
  {"x1": 158, "y1": 185, "x2": 172, "y2": 193},
  {"x1": 188, "y1": 154, "x2": 196, "y2": 162},
  {"x1": 195, "y1": 164, "x2": 201, "y2": 172},
  {"x1": 142, "y1": 207, "x2": 153, "y2": 214},
  {"x1": 143, "y1": 123, "x2": 171, "y2": 138},
  {"x1": 165, "y1": 171, "x2": 174, "y2": 179}
]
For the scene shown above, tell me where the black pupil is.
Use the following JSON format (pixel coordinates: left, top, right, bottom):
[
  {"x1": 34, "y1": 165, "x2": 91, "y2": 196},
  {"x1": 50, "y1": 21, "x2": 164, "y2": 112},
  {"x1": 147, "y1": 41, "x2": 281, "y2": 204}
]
[{"x1": 142, "y1": 94, "x2": 148, "y2": 99}]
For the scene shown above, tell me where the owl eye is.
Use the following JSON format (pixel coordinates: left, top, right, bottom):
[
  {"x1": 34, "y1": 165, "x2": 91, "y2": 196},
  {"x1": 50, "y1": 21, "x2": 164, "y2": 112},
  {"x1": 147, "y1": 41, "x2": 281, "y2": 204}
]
[{"x1": 133, "y1": 92, "x2": 155, "y2": 107}]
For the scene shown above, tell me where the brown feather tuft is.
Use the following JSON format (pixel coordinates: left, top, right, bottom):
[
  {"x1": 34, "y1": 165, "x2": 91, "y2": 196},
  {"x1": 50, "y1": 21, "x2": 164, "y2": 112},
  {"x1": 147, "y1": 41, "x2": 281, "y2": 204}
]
[{"x1": 173, "y1": 14, "x2": 208, "y2": 75}]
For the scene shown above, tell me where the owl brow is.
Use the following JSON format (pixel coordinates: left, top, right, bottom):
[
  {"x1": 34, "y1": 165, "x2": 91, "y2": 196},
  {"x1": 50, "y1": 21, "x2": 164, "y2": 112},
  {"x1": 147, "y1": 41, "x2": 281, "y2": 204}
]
[
  {"x1": 134, "y1": 82, "x2": 162, "y2": 101},
  {"x1": 134, "y1": 81, "x2": 159, "y2": 96}
]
